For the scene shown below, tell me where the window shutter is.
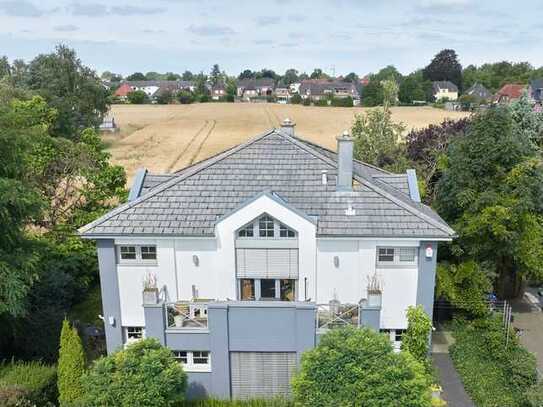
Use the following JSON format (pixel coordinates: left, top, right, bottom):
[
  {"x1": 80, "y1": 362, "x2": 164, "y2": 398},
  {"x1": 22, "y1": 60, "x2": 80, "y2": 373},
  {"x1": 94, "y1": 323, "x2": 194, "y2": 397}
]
[{"x1": 236, "y1": 249, "x2": 298, "y2": 279}]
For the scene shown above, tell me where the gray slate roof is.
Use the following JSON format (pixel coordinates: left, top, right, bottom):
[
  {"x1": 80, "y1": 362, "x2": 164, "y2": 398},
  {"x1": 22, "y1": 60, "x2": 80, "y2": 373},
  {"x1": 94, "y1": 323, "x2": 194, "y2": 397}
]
[
  {"x1": 432, "y1": 81, "x2": 459, "y2": 93},
  {"x1": 466, "y1": 83, "x2": 492, "y2": 99},
  {"x1": 79, "y1": 130, "x2": 455, "y2": 238}
]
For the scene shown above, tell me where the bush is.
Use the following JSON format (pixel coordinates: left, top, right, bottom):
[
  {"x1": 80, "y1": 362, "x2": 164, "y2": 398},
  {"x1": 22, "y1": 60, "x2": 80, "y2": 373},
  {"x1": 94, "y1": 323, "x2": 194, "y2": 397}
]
[
  {"x1": 331, "y1": 96, "x2": 354, "y2": 107},
  {"x1": 401, "y1": 305, "x2": 432, "y2": 365},
  {"x1": 302, "y1": 98, "x2": 311, "y2": 106},
  {"x1": 0, "y1": 361, "x2": 57, "y2": 406},
  {"x1": 58, "y1": 319, "x2": 85, "y2": 406},
  {"x1": 177, "y1": 91, "x2": 194, "y2": 104},
  {"x1": 292, "y1": 327, "x2": 432, "y2": 406},
  {"x1": 314, "y1": 99, "x2": 328, "y2": 107},
  {"x1": 127, "y1": 90, "x2": 147, "y2": 104},
  {"x1": 526, "y1": 381, "x2": 543, "y2": 407},
  {"x1": 198, "y1": 94, "x2": 210, "y2": 103},
  {"x1": 290, "y1": 94, "x2": 302, "y2": 104},
  {"x1": 82, "y1": 338, "x2": 187, "y2": 406},
  {"x1": 450, "y1": 317, "x2": 537, "y2": 407},
  {"x1": 179, "y1": 399, "x2": 292, "y2": 406}
]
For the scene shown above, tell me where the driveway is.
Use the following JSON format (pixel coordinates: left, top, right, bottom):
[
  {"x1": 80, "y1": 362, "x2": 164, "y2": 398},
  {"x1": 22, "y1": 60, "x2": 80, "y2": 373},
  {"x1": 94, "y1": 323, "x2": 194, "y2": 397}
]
[{"x1": 512, "y1": 289, "x2": 543, "y2": 373}]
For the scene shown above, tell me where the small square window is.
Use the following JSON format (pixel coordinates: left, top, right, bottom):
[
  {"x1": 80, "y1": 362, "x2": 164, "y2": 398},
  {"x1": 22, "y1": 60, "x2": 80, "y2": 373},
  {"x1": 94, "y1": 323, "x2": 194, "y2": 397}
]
[
  {"x1": 399, "y1": 247, "x2": 416, "y2": 262},
  {"x1": 120, "y1": 246, "x2": 136, "y2": 260},
  {"x1": 125, "y1": 327, "x2": 144, "y2": 343},
  {"x1": 395, "y1": 329, "x2": 406, "y2": 342},
  {"x1": 378, "y1": 248, "x2": 394, "y2": 262},
  {"x1": 141, "y1": 246, "x2": 157, "y2": 260},
  {"x1": 193, "y1": 351, "x2": 209, "y2": 364},
  {"x1": 173, "y1": 351, "x2": 188, "y2": 364}
]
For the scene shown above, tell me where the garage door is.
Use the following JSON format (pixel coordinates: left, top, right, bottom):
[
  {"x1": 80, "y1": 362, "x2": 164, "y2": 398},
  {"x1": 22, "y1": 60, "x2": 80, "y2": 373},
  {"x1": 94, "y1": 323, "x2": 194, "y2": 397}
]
[{"x1": 230, "y1": 352, "x2": 296, "y2": 399}]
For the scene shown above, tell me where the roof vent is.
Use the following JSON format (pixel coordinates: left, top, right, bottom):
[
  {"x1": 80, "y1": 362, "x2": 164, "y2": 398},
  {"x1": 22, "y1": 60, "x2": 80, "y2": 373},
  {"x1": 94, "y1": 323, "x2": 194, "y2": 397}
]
[{"x1": 281, "y1": 118, "x2": 296, "y2": 136}]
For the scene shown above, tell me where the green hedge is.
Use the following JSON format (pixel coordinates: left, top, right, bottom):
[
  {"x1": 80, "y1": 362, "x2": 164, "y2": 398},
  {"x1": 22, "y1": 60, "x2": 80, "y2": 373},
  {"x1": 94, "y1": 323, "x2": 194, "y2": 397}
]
[
  {"x1": 179, "y1": 399, "x2": 292, "y2": 407},
  {"x1": 0, "y1": 361, "x2": 57, "y2": 406},
  {"x1": 450, "y1": 317, "x2": 538, "y2": 407}
]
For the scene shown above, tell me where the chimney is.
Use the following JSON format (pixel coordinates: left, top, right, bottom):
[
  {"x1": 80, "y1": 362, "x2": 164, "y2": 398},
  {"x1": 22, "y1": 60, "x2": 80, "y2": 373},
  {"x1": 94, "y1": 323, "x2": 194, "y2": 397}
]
[
  {"x1": 336, "y1": 130, "x2": 353, "y2": 191},
  {"x1": 281, "y1": 118, "x2": 296, "y2": 136}
]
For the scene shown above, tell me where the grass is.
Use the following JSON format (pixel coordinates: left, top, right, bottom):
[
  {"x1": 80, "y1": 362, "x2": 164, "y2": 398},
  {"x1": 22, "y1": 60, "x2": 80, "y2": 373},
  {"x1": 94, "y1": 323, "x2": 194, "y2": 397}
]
[{"x1": 0, "y1": 360, "x2": 57, "y2": 405}]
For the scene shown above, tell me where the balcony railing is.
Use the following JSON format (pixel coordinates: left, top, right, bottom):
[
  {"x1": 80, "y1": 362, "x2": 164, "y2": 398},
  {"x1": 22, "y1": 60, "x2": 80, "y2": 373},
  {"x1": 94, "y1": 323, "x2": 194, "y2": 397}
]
[
  {"x1": 317, "y1": 302, "x2": 360, "y2": 331},
  {"x1": 166, "y1": 300, "x2": 211, "y2": 329}
]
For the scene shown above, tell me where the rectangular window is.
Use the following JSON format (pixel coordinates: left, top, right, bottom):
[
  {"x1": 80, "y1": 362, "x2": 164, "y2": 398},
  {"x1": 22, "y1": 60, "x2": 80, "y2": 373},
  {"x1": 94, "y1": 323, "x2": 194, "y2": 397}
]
[
  {"x1": 173, "y1": 350, "x2": 211, "y2": 372},
  {"x1": 120, "y1": 246, "x2": 137, "y2": 260},
  {"x1": 238, "y1": 224, "x2": 254, "y2": 238},
  {"x1": 141, "y1": 246, "x2": 157, "y2": 260},
  {"x1": 259, "y1": 216, "x2": 274, "y2": 238},
  {"x1": 124, "y1": 326, "x2": 145, "y2": 346},
  {"x1": 240, "y1": 279, "x2": 255, "y2": 300},
  {"x1": 260, "y1": 279, "x2": 276, "y2": 299},
  {"x1": 399, "y1": 247, "x2": 416, "y2": 262},
  {"x1": 395, "y1": 329, "x2": 406, "y2": 342},
  {"x1": 378, "y1": 248, "x2": 394, "y2": 262},
  {"x1": 279, "y1": 224, "x2": 295, "y2": 238},
  {"x1": 280, "y1": 279, "x2": 295, "y2": 301}
]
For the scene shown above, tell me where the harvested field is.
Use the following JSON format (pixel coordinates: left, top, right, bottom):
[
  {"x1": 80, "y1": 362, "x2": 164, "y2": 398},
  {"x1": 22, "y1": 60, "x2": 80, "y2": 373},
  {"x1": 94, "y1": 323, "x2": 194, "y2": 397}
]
[{"x1": 104, "y1": 103, "x2": 470, "y2": 182}]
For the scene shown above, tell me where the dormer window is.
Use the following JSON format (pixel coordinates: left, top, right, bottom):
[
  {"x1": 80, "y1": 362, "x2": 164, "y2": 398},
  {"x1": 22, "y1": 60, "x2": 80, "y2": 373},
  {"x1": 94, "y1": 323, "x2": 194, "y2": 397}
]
[
  {"x1": 259, "y1": 216, "x2": 275, "y2": 238},
  {"x1": 238, "y1": 223, "x2": 254, "y2": 238}
]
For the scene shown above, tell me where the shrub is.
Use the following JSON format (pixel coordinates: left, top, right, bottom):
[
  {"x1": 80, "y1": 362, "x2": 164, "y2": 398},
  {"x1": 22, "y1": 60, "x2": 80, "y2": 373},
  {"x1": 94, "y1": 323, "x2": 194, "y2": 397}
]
[
  {"x1": 127, "y1": 90, "x2": 147, "y2": 104},
  {"x1": 314, "y1": 99, "x2": 328, "y2": 107},
  {"x1": 58, "y1": 319, "x2": 85, "y2": 406},
  {"x1": 198, "y1": 94, "x2": 210, "y2": 103},
  {"x1": 0, "y1": 360, "x2": 57, "y2": 406},
  {"x1": 526, "y1": 381, "x2": 543, "y2": 407},
  {"x1": 450, "y1": 317, "x2": 537, "y2": 407},
  {"x1": 177, "y1": 91, "x2": 194, "y2": 104},
  {"x1": 82, "y1": 338, "x2": 187, "y2": 406},
  {"x1": 302, "y1": 98, "x2": 311, "y2": 106},
  {"x1": 179, "y1": 399, "x2": 292, "y2": 406},
  {"x1": 292, "y1": 327, "x2": 432, "y2": 406},
  {"x1": 331, "y1": 96, "x2": 354, "y2": 107},
  {"x1": 401, "y1": 305, "x2": 432, "y2": 365},
  {"x1": 290, "y1": 94, "x2": 302, "y2": 104}
]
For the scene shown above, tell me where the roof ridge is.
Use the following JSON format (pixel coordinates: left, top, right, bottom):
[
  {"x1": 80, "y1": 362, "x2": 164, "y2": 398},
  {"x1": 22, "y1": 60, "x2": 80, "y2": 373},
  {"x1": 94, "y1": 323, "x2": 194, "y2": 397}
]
[{"x1": 78, "y1": 129, "x2": 277, "y2": 235}]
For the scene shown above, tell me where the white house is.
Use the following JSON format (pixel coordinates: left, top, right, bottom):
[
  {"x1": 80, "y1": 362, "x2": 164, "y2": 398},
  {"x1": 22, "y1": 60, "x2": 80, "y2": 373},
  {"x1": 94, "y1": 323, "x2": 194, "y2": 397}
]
[
  {"x1": 80, "y1": 119, "x2": 454, "y2": 400},
  {"x1": 432, "y1": 81, "x2": 459, "y2": 101}
]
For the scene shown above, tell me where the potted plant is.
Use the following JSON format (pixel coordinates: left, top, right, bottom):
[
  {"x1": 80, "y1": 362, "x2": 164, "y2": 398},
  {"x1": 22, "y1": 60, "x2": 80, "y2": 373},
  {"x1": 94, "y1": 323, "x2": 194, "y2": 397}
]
[
  {"x1": 367, "y1": 273, "x2": 383, "y2": 307},
  {"x1": 142, "y1": 272, "x2": 159, "y2": 304}
]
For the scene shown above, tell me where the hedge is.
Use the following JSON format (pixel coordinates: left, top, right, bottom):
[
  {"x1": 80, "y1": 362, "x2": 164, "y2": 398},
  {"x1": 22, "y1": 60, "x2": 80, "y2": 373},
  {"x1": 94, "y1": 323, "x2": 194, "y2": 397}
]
[
  {"x1": 0, "y1": 360, "x2": 57, "y2": 406},
  {"x1": 449, "y1": 317, "x2": 538, "y2": 407}
]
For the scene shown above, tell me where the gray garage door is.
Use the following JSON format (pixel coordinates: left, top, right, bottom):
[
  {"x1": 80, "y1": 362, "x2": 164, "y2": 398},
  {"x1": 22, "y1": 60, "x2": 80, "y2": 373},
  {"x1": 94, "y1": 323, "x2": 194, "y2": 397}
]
[{"x1": 230, "y1": 352, "x2": 296, "y2": 399}]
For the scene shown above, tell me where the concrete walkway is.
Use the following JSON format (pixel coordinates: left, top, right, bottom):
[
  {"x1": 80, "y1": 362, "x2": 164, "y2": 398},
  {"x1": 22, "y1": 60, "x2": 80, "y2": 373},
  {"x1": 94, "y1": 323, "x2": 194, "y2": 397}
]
[
  {"x1": 512, "y1": 290, "x2": 543, "y2": 374},
  {"x1": 432, "y1": 353, "x2": 475, "y2": 407}
]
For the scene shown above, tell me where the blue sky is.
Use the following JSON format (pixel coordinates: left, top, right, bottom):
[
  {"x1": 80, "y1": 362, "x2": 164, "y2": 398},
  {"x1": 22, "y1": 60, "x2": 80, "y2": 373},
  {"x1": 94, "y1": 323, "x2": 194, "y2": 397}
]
[{"x1": 0, "y1": 0, "x2": 541, "y2": 77}]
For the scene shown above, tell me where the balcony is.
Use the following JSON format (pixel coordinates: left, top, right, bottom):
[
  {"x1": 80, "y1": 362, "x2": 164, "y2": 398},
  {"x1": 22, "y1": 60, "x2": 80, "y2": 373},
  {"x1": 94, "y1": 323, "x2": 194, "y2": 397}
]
[
  {"x1": 166, "y1": 300, "x2": 211, "y2": 329},
  {"x1": 316, "y1": 302, "x2": 360, "y2": 331}
]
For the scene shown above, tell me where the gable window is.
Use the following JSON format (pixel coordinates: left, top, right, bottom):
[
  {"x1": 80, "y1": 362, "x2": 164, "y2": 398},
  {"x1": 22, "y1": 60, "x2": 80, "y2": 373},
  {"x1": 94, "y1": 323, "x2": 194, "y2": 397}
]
[
  {"x1": 279, "y1": 223, "x2": 296, "y2": 238},
  {"x1": 173, "y1": 351, "x2": 211, "y2": 372},
  {"x1": 238, "y1": 223, "x2": 254, "y2": 238},
  {"x1": 117, "y1": 245, "x2": 158, "y2": 264},
  {"x1": 376, "y1": 247, "x2": 418, "y2": 267},
  {"x1": 259, "y1": 216, "x2": 275, "y2": 237}
]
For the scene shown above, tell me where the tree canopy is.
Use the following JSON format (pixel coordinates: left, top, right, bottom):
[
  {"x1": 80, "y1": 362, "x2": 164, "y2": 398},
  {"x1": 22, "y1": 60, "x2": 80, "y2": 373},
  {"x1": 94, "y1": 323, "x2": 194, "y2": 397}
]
[{"x1": 423, "y1": 49, "x2": 463, "y2": 90}]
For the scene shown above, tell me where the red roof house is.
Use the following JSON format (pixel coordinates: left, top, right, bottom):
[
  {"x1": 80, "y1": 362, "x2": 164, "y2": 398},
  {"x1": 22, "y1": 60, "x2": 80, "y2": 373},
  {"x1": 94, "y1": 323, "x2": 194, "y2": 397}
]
[
  {"x1": 114, "y1": 83, "x2": 133, "y2": 98},
  {"x1": 494, "y1": 84, "x2": 526, "y2": 103}
]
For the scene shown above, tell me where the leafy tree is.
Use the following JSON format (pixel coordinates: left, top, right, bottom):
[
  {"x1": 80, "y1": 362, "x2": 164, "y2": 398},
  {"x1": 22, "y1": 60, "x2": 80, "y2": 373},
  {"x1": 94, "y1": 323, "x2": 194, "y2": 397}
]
[
  {"x1": 344, "y1": 72, "x2": 359, "y2": 83},
  {"x1": 510, "y1": 93, "x2": 543, "y2": 147},
  {"x1": 310, "y1": 68, "x2": 326, "y2": 79},
  {"x1": 361, "y1": 79, "x2": 383, "y2": 106},
  {"x1": 126, "y1": 72, "x2": 145, "y2": 81},
  {"x1": 127, "y1": 90, "x2": 147, "y2": 104},
  {"x1": 58, "y1": 319, "x2": 85, "y2": 406},
  {"x1": 282, "y1": 68, "x2": 299, "y2": 85},
  {"x1": 405, "y1": 118, "x2": 470, "y2": 203},
  {"x1": 0, "y1": 55, "x2": 10, "y2": 78},
  {"x1": 193, "y1": 72, "x2": 209, "y2": 100},
  {"x1": 238, "y1": 69, "x2": 255, "y2": 80},
  {"x1": 100, "y1": 71, "x2": 122, "y2": 82},
  {"x1": 156, "y1": 89, "x2": 174, "y2": 105},
  {"x1": 144, "y1": 71, "x2": 161, "y2": 80},
  {"x1": 9, "y1": 59, "x2": 29, "y2": 87},
  {"x1": 27, "y1": 45, "x2": 109, "y2": 140},
  {"x1": 381, "y1": 78, "x2": 399, "y2": 108},
  {"x1": 352, "y1": 108, "x2": 409, "y2": 172},
  {"x1": 292, "y1": 327, "x2": 432, "y2": 407},
  {"x1": 436, "y1": 261, "x2": 492, "y2": 318},
  {"x1": 435, "y1": 107, "x2": 543, "y2": 297},
  {"x1": 399, "y1": 71, "x2": 432, "y2": 104},
  {"x1": 177, "y1": 90, "x2": 194, "y2": 104},
  {"x1": 165, "y1": 72, "x2": 180, "y2": 81},
  {"x1": 290, "y1": 93, "x2": 302, "y2": 104},
  {"x1": 210, "y1": 64, "x2": 221, "y2": 86},
  {"x1": 256, "y1": 68, "x2": 277, "y2": 80},
  {"x1": 181, "y1": 70, "x2": 193, "y2": 81},
  {"x1": 423, "y1": 49, "x2": 463, "y2": 90},
  {"x1": 225, "y1": 77, "x2": 237, "y2": 102},
  {"x1": 401, "y1": 306, "x2": 433, "y2": 365},
  {"x1": 82, "y1": 338, "x2": 187, "y2": 406}
]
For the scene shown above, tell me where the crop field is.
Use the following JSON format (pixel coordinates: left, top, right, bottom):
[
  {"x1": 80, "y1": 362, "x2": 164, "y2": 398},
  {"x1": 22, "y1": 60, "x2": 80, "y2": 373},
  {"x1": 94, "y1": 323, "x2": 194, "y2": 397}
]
[{"x1": 103, "y1": 103, "x2": 469, "y2": 182}]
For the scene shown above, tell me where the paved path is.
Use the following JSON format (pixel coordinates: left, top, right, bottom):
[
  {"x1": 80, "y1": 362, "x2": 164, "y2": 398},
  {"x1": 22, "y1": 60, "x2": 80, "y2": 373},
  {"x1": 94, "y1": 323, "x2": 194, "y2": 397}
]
[
  {"x1": 432, "y1": 353, "x2": 475, "y2": 407},
  {"x1": 512, "y1": 290, "x2": 543, "y2": 374}
]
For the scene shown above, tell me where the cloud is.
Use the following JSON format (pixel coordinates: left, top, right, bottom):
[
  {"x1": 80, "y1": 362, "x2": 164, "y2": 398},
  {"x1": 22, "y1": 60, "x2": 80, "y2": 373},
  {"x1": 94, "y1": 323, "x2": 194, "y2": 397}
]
[
  {"x1": 110, "y1": 6, "x2": 166, "y2": 16},
  {"x1": 278, "y1": 42, "x2": 297, "y2": 48},
  {"x1": 54, "y1": 24, "x2": 79, "y2": 32},
  {"x1": 418, "y1": 0, "x2": 470, "y2": 13},
  {"x1": 187, "y1": 24, "x2": 235, "y2": 36},
  {"x1": 0, "y1": 0, "x2": 43, "y2": 17},
  {"x1": 142, "y1": 29, "x2": 166, "y2": 34},
  {"x1": 69, "y1": 2, "x2": 107, "y2": 17},
  {"x1": 287, "y1": 14, "x2": 305, "y2": 22},
  {"x1": 288, "y1": 32, "x2": 304, "y2": 39},
  {"x1": 254, "y1": 39, "x2": 274, "y2": 45},
  {"x1": 255, "y1": 16, "x2": 281, "y2": 26}
]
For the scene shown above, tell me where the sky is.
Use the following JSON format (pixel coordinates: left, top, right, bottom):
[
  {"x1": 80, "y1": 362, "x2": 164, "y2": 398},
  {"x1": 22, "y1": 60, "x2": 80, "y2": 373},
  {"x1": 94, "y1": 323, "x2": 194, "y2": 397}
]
[{"x1": 0, "y1": 0, "x2": 541, "y2": 77}]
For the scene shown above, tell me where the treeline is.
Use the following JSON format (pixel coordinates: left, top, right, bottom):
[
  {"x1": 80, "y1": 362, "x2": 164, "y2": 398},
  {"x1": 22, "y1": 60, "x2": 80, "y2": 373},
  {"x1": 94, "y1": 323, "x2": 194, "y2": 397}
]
[{"x1": 0, "y1": 45, "x2": 125, "y2": 361}]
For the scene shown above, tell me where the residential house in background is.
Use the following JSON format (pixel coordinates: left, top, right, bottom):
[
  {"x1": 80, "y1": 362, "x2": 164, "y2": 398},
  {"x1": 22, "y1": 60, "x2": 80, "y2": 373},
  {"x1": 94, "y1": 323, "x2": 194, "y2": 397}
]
[
  {"x1": 528, "y1": 79, "x2": 543, "y2": 105},
  {"x1": 275, "y1": 81, "x2": 290, "y2": 103},
  {"x1": 237, "y1": 78, "x2": 275, "y2": 101},
  {"x1": 79, "y1": 120, "x2": 454, "y2": 400},
  {"x1": 211, "y1": 82, "x2": 226, "y2": 100},
  {"x1": 115, "y1": 80, "x2": 195, "y2": 102},
  {"x1": 465, "y1": 82, "x2": 492, "y2": 101},
  {"x1": 494, "y1": 84, "x2": 526, "y2": 104},
  {"x1": 432, "y1": 81, "x2": 459, "y2": 101},
  {"x1": 114, "y1": 83, "x2": 133, "y2": 101},
  {"x1": 299, "y1": 80, "x2": 360, "y2": 104}
]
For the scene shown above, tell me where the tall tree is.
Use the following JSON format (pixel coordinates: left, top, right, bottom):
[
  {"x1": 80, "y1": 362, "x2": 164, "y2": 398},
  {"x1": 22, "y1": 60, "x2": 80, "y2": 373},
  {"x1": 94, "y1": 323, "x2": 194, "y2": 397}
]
[
  {"x1": 181, "y1": 70, "x2": 193, "y2": 81},
  {"x1": 0, "y1": 55, "x2": 10, "y2": 78},
  {"x1": 423, "y1": 49, "x2": 463, "y2": 90},
  {"x1": 238, "y1": 69, "x2": 255, "y2": 80},
  {"x1": 210, "y1": 64, "x2": 221, "y2": 85},
  {"x1": 27, "y1": 45, "x2": 109, "y2": 140},
  {"x1": 125, "y1": 72, "x2": 145, "y2": 81},
  {"x1": 310, "y1": 68, "x2": 326, "y2": 79},
  {"x1": 344, "y1": 72, "x2": 359, "y2": 83},
  {"x1": 58, "y1": 319, "x2": 85, "y2": 406},
  {"x1": 283, "y1": 68, "x2": 299, "y2": 85}
]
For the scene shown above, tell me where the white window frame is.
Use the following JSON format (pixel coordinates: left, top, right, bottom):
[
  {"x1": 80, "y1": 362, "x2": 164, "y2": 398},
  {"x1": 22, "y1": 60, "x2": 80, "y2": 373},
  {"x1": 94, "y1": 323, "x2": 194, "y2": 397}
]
[
  {"x1": 376, "y1": 247, "x2": 418, "y2": 267},
  {"x1": 124, "y1": 326, "x2": 145, "y2": 346},
  {"x1": 237, "y1": 278, "x2": 297, "y2": 301},
  {"x1": 380, "y1": 328, "x2": 405, "y2": 352},
  {"x1": 236, "y1": 215, "x2": 297, "y2": 240},
  {"x1": 173, "y1": 350, "x2": 211, "y2": 372},
  {"x1": 117, "y1": 245, "x2": 158, "y2": 265}
]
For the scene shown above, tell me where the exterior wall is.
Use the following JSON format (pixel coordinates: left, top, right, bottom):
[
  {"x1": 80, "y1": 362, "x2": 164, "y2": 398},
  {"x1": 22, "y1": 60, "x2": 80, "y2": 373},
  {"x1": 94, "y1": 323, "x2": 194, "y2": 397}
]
[
  {"x1": 416, "y1": 242, "x2": 438, "y2": 321},
  {"x1": 435, "y1": 90, "x2": 458, "y2": 101},
  {"x1": 143, "y1": 301, "x2": 316, "y2": 400}
]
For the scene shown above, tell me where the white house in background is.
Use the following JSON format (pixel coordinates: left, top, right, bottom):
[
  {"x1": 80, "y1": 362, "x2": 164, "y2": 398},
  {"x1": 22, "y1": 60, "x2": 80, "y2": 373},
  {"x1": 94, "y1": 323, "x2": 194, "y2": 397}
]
[
  {"x1": 432, "y1": 81, "x2": 459, "y2": 101},
  {"x1": 79, "y1": 119, "x2": 455, "y2": 400}
]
